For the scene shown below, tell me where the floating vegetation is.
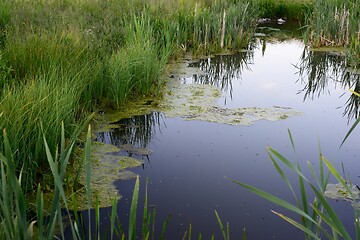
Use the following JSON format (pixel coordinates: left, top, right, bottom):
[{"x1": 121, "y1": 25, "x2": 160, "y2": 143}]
[
  {"x1": 155, "y1": 61, "x2": 303, "y2": 125},
  {"x1": 119, "y1": 144, "x2": 153, "y2": 156},
  {"x1": 157, "y1": 79, "x2": 303, "y2": 125},
  {"x1": 325, "y1": 183, "x2": 360, "y2": 202},
  {"x1": 64, "y1": 142, "x2": 143, "y2": 210}
]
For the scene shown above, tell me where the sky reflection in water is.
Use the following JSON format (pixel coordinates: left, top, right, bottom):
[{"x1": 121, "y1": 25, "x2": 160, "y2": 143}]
[{"x1": 96, "y1": 39, "x2": 360, "y2": 239}]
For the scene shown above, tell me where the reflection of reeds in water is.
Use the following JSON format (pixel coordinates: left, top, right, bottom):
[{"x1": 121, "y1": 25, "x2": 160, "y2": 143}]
[
  {"x1": 188, "y1": 49, "x2": 254, "y2": 98},
  {"x1": 96, "y1": 112, "x2": 164, "y2": 149},
  {"x1": 296, "y1": 47, "x2": 360, "y2": 120}
]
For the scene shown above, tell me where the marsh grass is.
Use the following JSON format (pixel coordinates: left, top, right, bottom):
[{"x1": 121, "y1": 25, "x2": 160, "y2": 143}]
[
  {"x1": 306, "y1": 0, "x2": 360, "y2": 50},
  {"x1": 106, "y1": 12, "x2": 171, "y2": 108}
]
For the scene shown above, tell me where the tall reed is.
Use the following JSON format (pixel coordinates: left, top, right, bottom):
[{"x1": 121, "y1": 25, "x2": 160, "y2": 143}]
[{"x1": 306, "y1": 0, "x2": 360, "y2": 48}]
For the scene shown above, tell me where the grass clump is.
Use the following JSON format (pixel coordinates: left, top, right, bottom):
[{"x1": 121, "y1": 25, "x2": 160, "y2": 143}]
[
  {"x1": 0, "y1": 75, "x2": 81, "y2": 190},
  {"x1": 305, "y1": 0, "x2": 360, "y2": 66},
  {"x1": 107, "y1": 13, "x2": 170, "y2": 108}
]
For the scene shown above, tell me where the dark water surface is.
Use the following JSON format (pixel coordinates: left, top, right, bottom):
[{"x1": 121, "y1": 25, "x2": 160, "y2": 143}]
[{"x1": 96, "y1": 39, "x2": 360, "y2": 239}]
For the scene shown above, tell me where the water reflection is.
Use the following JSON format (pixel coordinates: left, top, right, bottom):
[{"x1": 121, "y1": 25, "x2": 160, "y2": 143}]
[
  {"x1": 296, "y1": 47, "x2": 360, "y2": 120},
  {"x1": 96, "y1": 112, "x2": 164, "y2": 149},
  {"x1": 187, "y1": 50, "x2": 254, "y2": 99}
]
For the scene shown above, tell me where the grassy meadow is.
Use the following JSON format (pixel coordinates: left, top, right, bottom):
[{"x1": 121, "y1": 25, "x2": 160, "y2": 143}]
[{"x1": 0, "y1": 0, "x2": 359, "y2": 238}]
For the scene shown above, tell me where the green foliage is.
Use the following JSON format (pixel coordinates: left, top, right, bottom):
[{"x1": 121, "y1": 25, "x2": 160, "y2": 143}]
[
  {"x1": 252, "y1": 0, "x2": 312, "y2": 21},
  {"x1": 306, "y1": 0, "x2": 360, "y2": 47},
  {"x1": 0, "y1": 52, "x2": 11, "y2": 89},
  {"x1": 303, "y1": 0, "x2": 360, "y2": 67}
]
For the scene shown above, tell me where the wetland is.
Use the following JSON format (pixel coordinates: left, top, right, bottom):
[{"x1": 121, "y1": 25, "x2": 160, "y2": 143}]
[{"x1": 90, "y1": 32, "x2": 360, "y2": 239}]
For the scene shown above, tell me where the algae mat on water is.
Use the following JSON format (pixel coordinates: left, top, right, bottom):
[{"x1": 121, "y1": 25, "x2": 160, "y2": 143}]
[
  {"x1": 73, "y1": 142, "x2": 143, "y2": 210},
  {"x1": 94, "y1": 58, "x2": 303, "y2": 127},
  {"x1": 33, "y1": 142, "x2": 143, "y2": 211},
  {"x1": 157, "y1": 78, "x2": 302, "y2": 125}
]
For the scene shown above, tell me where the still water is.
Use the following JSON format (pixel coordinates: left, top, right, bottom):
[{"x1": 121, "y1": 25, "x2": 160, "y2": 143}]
[{"x1": 96, "y1": 38, "x2": 360, "y2": 239}]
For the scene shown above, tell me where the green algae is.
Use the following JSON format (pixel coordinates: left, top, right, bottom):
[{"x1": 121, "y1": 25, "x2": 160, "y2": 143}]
[
  {"x1": 118, "y1": 156, "x2": 144, "y2": 169},
  {"x1": 71, "y1": 142, "x2": 143, "y2": 209},
  {"x1": 154, "y1": 75, "x2": 302, "y2": 125},
  {"x1": 119, "y1": 144, "x2": 153, "y2": 156},
  {"x1": 27, "y1": 142, "x2": 144, "y2": 212}
]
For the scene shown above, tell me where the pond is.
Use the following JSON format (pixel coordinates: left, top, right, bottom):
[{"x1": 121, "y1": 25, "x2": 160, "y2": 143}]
[{"x1": 91, "y1": 32, "x2": 360, "y2": 239}]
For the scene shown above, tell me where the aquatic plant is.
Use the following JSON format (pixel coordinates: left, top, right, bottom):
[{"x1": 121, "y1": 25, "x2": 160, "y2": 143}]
[{"x1": 235, "y1": 130, "x2": 360, "y2": 239}]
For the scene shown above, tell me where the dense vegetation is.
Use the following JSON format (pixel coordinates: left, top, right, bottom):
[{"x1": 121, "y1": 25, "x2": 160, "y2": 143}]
[
  {"x1": 0, "y1": 0, "x2": 359, "y2": 238},
  {"x1": 0, "y1": 0, "x2": 261, "y2": 191}
]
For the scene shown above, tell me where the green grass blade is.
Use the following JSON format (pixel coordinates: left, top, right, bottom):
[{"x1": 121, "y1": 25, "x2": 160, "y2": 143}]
[
  {"x1": 36, "y1": 184, "x2": 44, "y2": 238},
  {"x1": 268, "y1": 151, "x2": 299, "y2": 204},
  {"x1": 317, "y1": 141, "x2": 326, "y2": 192},
  {"x1": 0, "y1": 159, "x2": 13, "y2": 239},
  {"x1": 271, "y1": 210, "x2": 323, "y2": 240},
  {"x1": 267, "y1": 147, "x2": 310, "y2": 182},
  {"x1": 129, "y1": 176, "x2": 140, "y2": 240},
  {"x1": 110, "y1": 196, "x2": 118, "y2": 240},
  {"x1": 287, "y1": 129, "x2": 296, "y2": 153},
  {"x1": 56, "y1": 204, "x2": 65, "y2": 240},
  {"x1": 340, "y1": 117, "x2": 360, "y2": 148},
  {"x1": 232, "y1": 179, "x2": 322, "y2": 228},
  {"x1": 310, "y1": 205, "x2": 340, "y2": 239},
  {"x1": 2, "y1": 130, "x2": 27, "y2": 238},
  {"x1": 322, "y1": 157, "x2": 354, "y2": 199},
  {"x1": 309, "y1": 183, "x2": 352, "y2": 240},
  {"x1": 297, "y1": 161, "x2": 309, "y2": 222},
  {"x1": 151, "y1": 207, "x2": 156, "y2": 240},
  {"x1": 85, "y1": 125, "x2": 92, "y2": 240},
  {"x1": 142, "y1": 178, "x2": 149, "y2": 238},
  {"x1": 43, "y1": 132, "x2": 76, "y2": 237},
  {"x1": 159, "y1": 213, "x2": 170, "y2": 240},
  {"x1": 215, "y1": 210, "x2": 228, "y2": 240},
  {"x1": 95, "y1": 197, "x2": 100, "y2": 240}
]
